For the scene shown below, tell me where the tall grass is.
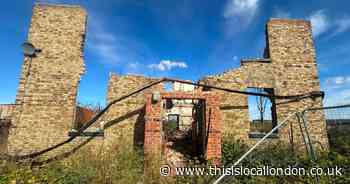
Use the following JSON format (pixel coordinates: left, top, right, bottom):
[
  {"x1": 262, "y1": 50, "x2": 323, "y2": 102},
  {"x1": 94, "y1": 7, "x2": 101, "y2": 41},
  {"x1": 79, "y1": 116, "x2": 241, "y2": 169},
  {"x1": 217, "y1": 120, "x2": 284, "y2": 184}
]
[
  {"x1": 0, "y1": 142, "x2": 144, "y2": 184},
  {"x1": 0, "y1": 133, "x2": 349, "y2": 184}
]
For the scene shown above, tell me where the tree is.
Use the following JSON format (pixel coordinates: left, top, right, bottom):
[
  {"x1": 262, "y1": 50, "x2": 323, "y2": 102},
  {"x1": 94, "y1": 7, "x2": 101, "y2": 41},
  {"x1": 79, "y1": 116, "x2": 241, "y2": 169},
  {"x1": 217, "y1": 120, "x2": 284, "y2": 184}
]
[{"x1": 256, "y1": 89, "x2": 268, "y2": 124}]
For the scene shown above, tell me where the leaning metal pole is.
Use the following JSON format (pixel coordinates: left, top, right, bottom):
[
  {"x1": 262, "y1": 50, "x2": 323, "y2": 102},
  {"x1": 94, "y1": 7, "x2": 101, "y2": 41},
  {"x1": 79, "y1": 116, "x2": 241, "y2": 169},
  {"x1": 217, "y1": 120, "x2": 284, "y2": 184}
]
[
  {"x1": 296, "y1": 112, "x2": 312, "y2": 158},
  {"x1": 300, "y1": 112, "x2": 317, "y2": 160},
  {"x1": 300, "y1": 111, "x2": 320, "y2": 184},
  {"x1": 212, "y1": 112, "x2": 298, "y2": 184}
]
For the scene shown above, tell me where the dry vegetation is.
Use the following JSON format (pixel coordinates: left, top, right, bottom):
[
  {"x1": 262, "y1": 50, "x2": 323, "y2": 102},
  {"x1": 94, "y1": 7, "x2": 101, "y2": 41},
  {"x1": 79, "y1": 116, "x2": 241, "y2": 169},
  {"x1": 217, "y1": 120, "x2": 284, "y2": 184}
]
[{"x1": 0, "y1": 132, "x2": 349, "y2": 184}]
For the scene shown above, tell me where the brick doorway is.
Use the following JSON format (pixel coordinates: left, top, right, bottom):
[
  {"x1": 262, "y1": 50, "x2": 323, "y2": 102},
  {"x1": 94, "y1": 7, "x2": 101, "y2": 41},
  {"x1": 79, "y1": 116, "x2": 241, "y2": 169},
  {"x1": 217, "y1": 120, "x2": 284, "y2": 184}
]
[{"x1": 144, "y1": 91, "x2": 222, "y2": 166}]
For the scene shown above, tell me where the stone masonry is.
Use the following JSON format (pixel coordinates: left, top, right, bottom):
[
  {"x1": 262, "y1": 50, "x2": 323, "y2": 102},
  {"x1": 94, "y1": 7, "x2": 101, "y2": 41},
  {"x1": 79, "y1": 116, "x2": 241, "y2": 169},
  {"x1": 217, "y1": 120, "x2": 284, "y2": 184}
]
[
  {"x1": 8, "y1": 4, "x2": 87, "y2": 154},
  {"x1": 200, "y1": 19, "x2": 329, "y2": 150},
  {"x1": 2, "y1": 3, "x2": 329, "y2": 165},
  {"x1": 100, "y1": 74, "x2": 162, "y2": 150}
]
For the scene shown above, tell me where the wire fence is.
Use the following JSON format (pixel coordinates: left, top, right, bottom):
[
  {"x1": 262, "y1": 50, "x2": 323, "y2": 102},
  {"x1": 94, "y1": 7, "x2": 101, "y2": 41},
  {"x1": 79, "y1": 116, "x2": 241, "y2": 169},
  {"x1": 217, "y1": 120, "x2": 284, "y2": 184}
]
[
  {"x1": 308, "y1": 104, "x2": 350, "y2": 129},
  {"x1": 212, "y1": 104, "x2": 350, "y2": 184}
]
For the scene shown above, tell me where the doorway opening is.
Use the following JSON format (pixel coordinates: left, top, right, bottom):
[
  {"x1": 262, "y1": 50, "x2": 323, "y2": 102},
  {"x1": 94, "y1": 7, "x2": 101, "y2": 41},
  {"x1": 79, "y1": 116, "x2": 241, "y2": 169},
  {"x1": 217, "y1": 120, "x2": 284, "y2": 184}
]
[
  {"x1": 144, "y1": 91, "x2": 221, "y2": 167},
  {"x1": 162, "y1": 98, "x2": 205, "y2": 166}
]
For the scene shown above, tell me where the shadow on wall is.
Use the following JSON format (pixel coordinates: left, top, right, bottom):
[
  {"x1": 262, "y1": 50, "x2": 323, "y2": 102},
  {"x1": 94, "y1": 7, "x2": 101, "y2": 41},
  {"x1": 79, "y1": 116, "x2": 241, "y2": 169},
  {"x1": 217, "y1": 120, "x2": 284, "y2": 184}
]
[
  {"x1": 134, "y1": 108, "x2": 146, "y2": 148},
  {"x1": 103, "y1": 106, "x2": 146, "y2": 148},
  {"x1": 33, "y1": 107, "x2": 147, "y2": 165}
]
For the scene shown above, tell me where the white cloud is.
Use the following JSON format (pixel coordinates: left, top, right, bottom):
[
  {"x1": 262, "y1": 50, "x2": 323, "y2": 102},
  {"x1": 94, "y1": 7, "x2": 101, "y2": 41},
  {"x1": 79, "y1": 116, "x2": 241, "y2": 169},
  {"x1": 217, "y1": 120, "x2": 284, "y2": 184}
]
[
  {"x1": 86, "y1": 15, "x2": 156, "y2": 70},
  {"x1": 334, "y1": 76, "x2": 350, "y2": 85},
  {"x1": 324, "y1": 88, "x2": 350, "y2": 106},
  {"x1": 223, "y1": 0, "x2": 259, "y2": 19},
  {"x1": 308, "y1": 11, "x2": 350, "y2": 38},
  {"x1": 333, "y1": 16, "x2": 350, "y2": 35},
  {"x1": 148, "y1": 60, "x2": 188, "y2": 71},
  {"x1": 87, "y1": 16, "x2": 122, "y2": 64},
  {"x1": 322, "y1": 76, "x2": 350, "y2": 106},
  {"x1": 325, "y1": 76, "x2": 350, "y2": 87},
  {"x1": 309, "y1": 10, "x2": 330, "y2": 37},
  {"x1": 222, "y1": 0, "x2": 260, "y2": 35}
]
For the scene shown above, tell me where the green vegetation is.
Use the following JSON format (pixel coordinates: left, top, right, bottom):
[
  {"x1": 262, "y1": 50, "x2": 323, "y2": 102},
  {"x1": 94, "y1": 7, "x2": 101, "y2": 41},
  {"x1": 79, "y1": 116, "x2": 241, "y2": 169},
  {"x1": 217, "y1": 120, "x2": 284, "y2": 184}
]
[
  {"x1": 0, "y1": 131, "x2": 349, "y2": 184},
  {"x1": 328, "y1": 127, "x2": 350, "y2": 157},
  {"x1": 0, "y1": 144, "x2": 144, "y2": 184},
  {"x1": 164, "y1": 119, "x2": 179, "y2": 137},
  {"x1": 219, "y1": 137, "x2": 350, "y2": 184}
]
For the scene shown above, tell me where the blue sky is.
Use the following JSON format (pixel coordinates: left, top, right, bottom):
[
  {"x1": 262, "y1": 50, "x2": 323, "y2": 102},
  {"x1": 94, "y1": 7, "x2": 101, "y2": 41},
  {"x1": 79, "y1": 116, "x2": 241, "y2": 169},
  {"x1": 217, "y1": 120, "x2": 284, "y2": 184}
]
[{"x1": 1, "y1": 0, "x2": 350, "y2": 109}]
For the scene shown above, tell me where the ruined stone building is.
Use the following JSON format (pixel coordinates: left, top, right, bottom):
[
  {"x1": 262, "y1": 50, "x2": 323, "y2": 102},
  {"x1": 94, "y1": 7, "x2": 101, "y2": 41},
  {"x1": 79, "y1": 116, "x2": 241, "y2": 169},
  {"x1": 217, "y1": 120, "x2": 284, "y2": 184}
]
[{"x1": 0, "y1": 4, "x2": 329, "y2": 166}]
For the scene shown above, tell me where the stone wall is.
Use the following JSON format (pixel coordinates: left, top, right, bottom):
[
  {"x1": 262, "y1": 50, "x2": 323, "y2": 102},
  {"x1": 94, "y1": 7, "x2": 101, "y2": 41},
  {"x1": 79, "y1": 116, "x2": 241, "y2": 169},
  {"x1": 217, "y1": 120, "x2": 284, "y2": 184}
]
[
  {"x1": 8, "y1": 4, "x2": 87, "y2": 154},
  {"x1": 101, "y1": 74, "x2": 162, "y2": 150},
  {"x1": 200, "y1": 19, "x2": 329, "y2": 150},
  {"x1": 4, "y1": 3, "x2": 328, "y2": 162},
  {"x1": 267, "y1": 19, "x2": 328, "y2": 149}
]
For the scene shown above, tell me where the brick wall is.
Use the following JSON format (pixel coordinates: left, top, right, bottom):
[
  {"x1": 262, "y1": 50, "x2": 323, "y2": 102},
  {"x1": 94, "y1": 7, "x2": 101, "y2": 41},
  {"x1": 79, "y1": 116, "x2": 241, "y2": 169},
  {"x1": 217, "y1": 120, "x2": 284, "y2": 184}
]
[
  {"x1": 8, "y1": 4, "x2": 87, "y2": 154},
  {"x1": 144, "y1": 91, "x2": 222, "y2": 165}
]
